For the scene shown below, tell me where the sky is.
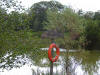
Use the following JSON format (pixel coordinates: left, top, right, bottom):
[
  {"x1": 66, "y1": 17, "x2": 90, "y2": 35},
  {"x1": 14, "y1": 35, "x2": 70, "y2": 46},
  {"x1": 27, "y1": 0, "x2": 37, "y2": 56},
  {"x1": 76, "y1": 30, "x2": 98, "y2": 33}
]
[{"x1": 18, "y1": 0, "x2": 100, "y2": 12}]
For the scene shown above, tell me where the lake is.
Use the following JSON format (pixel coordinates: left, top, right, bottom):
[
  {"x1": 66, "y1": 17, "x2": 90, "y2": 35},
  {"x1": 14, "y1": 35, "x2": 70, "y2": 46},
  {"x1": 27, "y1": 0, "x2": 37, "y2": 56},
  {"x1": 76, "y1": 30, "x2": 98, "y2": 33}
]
[{"x1": 0, "y1": 48, "x2": 100, "y2": 75}]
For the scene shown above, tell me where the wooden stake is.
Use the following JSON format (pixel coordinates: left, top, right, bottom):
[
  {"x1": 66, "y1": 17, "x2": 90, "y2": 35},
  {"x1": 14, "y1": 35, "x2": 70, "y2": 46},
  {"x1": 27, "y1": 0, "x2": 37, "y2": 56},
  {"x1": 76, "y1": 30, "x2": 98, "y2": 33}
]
[
  {"x1": 50, "y1": 61, "x2": 53, "y2": 75},
  {"x1": 50, "y1": 39, "x2": 55, "y2": 75}
]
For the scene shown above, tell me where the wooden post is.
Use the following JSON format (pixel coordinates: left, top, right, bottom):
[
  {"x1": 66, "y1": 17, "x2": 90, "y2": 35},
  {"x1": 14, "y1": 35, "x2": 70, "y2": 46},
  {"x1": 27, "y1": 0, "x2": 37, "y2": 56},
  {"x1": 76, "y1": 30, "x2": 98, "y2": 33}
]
[
  {"x1": 50, "y1": 61, "x2": 53, "y2": 75},
  {"x1": 50, "y1": 38, "x2": 55, "y2": 75}
]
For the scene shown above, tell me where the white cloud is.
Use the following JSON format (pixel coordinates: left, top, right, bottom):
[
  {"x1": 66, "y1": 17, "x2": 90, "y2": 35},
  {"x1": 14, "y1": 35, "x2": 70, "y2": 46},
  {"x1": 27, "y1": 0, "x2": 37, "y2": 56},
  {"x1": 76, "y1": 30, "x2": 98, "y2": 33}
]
[
  {"x1": 19, "y1": 0, "x2": 50, "y2": 8},
  {"x1": 19, "y1": 0, "x2": 100, "y2": 11},
  {"x1": 63, "y1": 0, "x2": 100, "y2": 11}
]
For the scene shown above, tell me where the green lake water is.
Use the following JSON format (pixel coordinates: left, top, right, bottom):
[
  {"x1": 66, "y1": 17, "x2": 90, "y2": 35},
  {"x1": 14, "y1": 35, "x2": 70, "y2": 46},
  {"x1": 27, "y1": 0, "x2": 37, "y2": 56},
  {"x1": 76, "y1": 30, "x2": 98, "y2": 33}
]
[{"x1": 0, "y1": 49, "x2": 100, "y2": 75}]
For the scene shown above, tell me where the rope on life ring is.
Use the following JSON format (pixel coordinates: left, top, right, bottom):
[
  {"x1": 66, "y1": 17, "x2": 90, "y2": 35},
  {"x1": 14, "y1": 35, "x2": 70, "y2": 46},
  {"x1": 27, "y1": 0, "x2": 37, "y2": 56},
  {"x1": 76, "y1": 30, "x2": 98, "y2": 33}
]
[{"x1": 48, "y1": 43, "x2": 60, "y2": 62}]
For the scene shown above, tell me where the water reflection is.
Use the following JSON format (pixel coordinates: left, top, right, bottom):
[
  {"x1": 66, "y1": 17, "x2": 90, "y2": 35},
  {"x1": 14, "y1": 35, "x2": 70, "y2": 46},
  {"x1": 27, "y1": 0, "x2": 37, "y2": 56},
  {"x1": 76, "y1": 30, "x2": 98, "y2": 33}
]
[{"x1": 0, "y1": 49, "x2": 100, "y2": 75}]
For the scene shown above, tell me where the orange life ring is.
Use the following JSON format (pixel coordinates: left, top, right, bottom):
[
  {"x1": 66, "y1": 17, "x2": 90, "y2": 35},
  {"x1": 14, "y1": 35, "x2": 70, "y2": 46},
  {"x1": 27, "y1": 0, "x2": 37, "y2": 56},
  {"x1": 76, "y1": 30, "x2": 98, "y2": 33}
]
[{"x1": 48, "y1": 43, "x2": 60, "y2": 62}]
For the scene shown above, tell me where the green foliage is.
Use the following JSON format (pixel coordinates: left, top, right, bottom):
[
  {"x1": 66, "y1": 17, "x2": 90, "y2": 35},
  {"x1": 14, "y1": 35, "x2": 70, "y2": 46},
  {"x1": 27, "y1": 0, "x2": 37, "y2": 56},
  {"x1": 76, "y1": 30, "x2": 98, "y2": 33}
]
[
  {"x1": 9, "y1": 11, "x2": 29, "y2": 31},
  {"x1": 28, "y1": 1, "x2": 64, "y2": 31},
  {"x1": 85, "y1": 20, "x2": 100, "y2": 49},
  {"x1": 0, "y1": 7, "x2": 8, "y2": 32},
  {"x1": 0, "y1": 31, "x2": 50, "y2": 69},
  {"x1": 0, "y1": 9, "x2": 30, "y2": 32},
  {"x1": 1, "y1": 0, "x2": 100, "y2": 71},
  {"x1": 83, "y1": 11, "x2": 100, "y2": 50},
  {"x1": 94, "y1": 11, "x2": 100, "y2": 20},
  {"x1": 0, "y1": 0, "x2": 24, "y2": 12},
  {"x1": 44, "y1": 8, "x2": 86, "y2": 49}
]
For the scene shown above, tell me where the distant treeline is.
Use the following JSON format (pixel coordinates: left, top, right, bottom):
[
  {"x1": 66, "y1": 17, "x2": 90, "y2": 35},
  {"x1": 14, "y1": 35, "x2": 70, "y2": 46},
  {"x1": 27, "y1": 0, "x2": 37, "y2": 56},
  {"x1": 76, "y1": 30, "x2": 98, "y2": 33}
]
[{"x1": 0, "y1": 1, "x2": 100, "y2": 50}]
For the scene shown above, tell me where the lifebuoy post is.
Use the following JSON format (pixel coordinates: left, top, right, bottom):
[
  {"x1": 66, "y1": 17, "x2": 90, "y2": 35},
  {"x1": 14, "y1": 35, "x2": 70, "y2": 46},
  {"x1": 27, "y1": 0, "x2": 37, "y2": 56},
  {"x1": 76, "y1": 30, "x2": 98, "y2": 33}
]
[{"x1": 48, "y1": 43, "x2": 60, "y2": 75}]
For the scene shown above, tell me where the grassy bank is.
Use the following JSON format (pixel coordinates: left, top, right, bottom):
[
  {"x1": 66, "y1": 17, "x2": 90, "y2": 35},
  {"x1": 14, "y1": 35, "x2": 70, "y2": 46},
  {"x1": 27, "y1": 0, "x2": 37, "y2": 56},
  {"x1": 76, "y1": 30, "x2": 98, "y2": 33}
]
[{"x1": 0, "y1": 31, "x2": 50, "y2": 57}]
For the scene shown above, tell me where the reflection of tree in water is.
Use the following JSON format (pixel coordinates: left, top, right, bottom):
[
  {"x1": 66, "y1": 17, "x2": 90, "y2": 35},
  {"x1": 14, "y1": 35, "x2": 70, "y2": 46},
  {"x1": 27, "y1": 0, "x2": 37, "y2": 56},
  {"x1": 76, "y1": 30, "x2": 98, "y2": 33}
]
[
  {"x1": 29, "y1": 49, "x2": 49, "y2": 67},
  {"x1": 82, "y1": 51, "x2": 100, "y2": 75},
  {"x1": 0, "y1": 52, "x2": 31, "y2": 70},
  {"x1": 0, "y1": 48, "x2": 43, "y2": 70},
  {"x1": 0, "y1": 48, "x2": 61, "y2": 71},
  {"x1": 64, "y1": 55, "x2": 78, "y2": 75},
  {"x1": 71, "y1": 51, "x2": 100, "y2": 75},
  {"x1": 31, "y1": 53, "x2": 66, "y2": 75},
  {"x1": 32, "y1": 68, "x2": 65, "y2": 75},
  {"x1": 1, "y1": 49, "x2": 100, "y2": 75},
  {"x1": 30, "y1": 51, "x2": 100, "y2": 75}
]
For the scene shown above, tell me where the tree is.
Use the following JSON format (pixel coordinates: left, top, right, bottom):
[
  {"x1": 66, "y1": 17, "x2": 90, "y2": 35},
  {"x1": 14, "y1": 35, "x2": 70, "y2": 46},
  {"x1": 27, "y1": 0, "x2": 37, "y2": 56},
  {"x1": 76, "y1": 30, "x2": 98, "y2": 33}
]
[
  {"x1": 44, "y1": 8, "x2": 85, "y2": 47},
  {"x1": 0, "y1": 0, "x2": 16, "y2": 8},
  {"x1": 94, "y1": 11, "x2": 100, "y2": 20},
  {"x1": 77, "y1": 9, "x2": 84, "y2": 16},
  {"x1": 83, "y1": 10, "x2": 100, "y2": 50},
  {"x1": 7, "y1": 11, "x2": 29, "y2": 31},
  {"x1": 44, "y1": 7, "x2": 86, "y2": 74},
  {"x1": 84, "y1": 11, "x2": 94, "y2": 19},
  {"x1": 85, "y1": 20, "x2": 100, "y2": 50},
  {"x1": 0, "y1": 0, "x2": 24, "y2": 12},
  {"x1": 28, "y1": 1, "x2": 64, "y2": 31},
  {"x1": 0, "y1": 7, "x2": 8, "y2": 32}
]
